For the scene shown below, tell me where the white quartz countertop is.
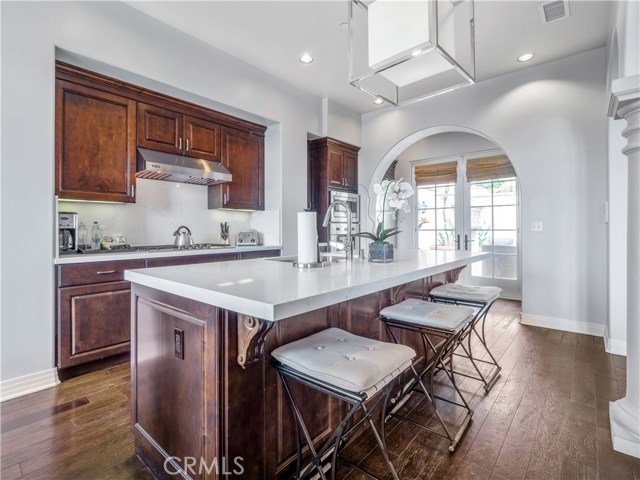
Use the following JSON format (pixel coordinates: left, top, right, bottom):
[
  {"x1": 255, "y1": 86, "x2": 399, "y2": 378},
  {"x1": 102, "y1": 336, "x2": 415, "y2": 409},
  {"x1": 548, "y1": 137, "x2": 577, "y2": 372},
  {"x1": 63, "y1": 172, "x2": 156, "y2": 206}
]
[
  {"x1": 54, "y1": 245, "x2": 282, "y2": 265},
  {"x1": 125, "y1": 249, "x2": 489, "y2": 321}
]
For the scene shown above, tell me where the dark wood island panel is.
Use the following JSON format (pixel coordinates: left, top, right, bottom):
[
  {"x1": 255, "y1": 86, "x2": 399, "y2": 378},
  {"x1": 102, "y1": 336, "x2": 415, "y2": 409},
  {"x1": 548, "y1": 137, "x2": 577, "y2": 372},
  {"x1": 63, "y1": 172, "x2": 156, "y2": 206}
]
[{"x1": 130, "y1": 269, "x2": 460, "y2": 479}]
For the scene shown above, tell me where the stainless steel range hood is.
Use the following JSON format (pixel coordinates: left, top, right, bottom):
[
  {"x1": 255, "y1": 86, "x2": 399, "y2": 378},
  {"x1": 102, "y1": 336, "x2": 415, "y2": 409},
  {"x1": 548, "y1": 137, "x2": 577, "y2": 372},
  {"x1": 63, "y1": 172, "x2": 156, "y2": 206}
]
[{"x1": 136, "y1": 148, "x2": 232, "y2": 186}]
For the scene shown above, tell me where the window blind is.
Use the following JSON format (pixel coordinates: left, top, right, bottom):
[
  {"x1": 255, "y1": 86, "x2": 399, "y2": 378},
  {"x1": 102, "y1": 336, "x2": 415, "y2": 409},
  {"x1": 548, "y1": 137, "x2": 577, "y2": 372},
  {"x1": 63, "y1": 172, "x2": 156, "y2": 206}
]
[
  {"x1": 414, "y1": 161, "x2": 458, "y2": 186},
  {"x1": 466, "y1": 155, "x2": 515, "y2": 182}
]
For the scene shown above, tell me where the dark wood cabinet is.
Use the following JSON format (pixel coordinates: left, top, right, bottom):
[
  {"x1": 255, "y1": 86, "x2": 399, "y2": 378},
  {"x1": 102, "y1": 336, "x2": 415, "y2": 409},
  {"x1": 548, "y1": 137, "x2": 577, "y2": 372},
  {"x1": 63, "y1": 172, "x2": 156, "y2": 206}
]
[
  {"x1": 238, "y1": 249, "x2": 281, "y2": 260},
  {"x1": 55, "y1": 80, "x2": 137, "y2": 203},
  {"x1": 308, "y1": 137, "x2": 360, "y2": 240},
  {"x1": 216, "y1": 126, "x2": 265, "y2": 210},
  {"x1": 136, "y1": 103, "x2": 182, "y2": 154},
  {"x1": 184, "y1": 115, "x2": 221, "y2": 162},
  {"x1": 58, "y1": 281, "x2": 133, "y2": 368},
  {"x1": 57, "y1": 259, "x2": 145, "y2": 368},
  {"x1": 137, "y1": 103, "x2": 221, "y2": 162},
  {"x1": 309, "y1": 138, "x2": 360, "y2": 194},
  {"x1": 56, "y1": 250, "x2": 278, "y2": 371}
]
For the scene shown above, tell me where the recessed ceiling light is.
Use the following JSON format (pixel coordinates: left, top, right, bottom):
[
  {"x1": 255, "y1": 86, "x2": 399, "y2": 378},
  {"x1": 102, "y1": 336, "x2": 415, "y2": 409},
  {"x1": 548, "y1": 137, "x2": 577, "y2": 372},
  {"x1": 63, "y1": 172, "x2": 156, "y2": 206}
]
[
  {"x1": 517, "y1": 53, "x2": 535, "y2": 62},
  {"x1": 299, "y1": 53, "x2": 314, "y2": 64},
  {"x1": 411, "y1": 49, "x2": 422, "y2": 57},
  {"x1": 374, "y1": 97, "x2": 384, "y2": 105}
]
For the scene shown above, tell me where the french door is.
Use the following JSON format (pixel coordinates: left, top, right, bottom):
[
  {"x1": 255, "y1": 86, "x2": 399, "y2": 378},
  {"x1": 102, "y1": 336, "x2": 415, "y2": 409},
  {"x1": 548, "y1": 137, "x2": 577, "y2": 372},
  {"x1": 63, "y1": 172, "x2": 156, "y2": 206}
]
[{"x1": 414, "y1": 152, "x2": 521, "y2": 299}]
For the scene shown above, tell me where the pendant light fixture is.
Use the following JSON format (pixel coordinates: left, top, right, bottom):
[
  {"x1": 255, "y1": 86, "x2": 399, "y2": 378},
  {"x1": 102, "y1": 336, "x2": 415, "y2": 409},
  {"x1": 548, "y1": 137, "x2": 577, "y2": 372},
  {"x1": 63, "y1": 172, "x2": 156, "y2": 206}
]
[{"x1": 349, "y1": 0, "x2": 476, "y2": 106}]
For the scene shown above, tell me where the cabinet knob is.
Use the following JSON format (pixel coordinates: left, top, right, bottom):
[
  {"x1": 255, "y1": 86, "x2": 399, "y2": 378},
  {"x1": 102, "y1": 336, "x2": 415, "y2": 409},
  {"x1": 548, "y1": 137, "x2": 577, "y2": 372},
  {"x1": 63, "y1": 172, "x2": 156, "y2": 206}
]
[
  {"x1": 186, "y1": 139, "x2": 190, "y2": 152},
  {"x1": 178, "y1": 137, "x2": 183, "y2": 150}
]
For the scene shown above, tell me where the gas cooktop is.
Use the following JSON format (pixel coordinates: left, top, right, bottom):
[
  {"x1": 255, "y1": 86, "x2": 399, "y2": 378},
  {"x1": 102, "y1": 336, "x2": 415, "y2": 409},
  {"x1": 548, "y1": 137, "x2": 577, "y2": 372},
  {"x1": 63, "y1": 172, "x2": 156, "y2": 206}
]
[{"x1": 79, "y1": 243, "x2": 232, "y2": 254}]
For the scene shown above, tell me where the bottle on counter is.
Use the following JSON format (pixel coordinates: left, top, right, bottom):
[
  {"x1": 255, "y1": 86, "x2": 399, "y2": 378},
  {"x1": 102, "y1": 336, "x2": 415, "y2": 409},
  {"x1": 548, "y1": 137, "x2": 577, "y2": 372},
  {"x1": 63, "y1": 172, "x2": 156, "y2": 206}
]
[
  {"x1": 78, "y1": 222, "x2": 88, "y2": 250},
  {"x1": 91, "y1": 222, "x2": 101, "y2": 250}
]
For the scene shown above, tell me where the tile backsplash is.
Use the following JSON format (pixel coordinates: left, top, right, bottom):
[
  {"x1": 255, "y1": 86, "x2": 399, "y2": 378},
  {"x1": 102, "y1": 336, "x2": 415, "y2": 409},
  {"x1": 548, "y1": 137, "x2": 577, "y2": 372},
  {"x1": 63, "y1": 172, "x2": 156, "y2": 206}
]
[{"x1": 58, "y1": 178, "x2": 281, "y2": 246}]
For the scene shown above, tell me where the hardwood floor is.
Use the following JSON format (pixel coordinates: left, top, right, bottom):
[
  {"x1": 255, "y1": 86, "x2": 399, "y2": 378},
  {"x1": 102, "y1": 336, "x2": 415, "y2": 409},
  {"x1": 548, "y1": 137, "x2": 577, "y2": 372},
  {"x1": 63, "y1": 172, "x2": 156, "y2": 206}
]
[{"x1": 2, "y1": 300, "x2": 639, "y2": 479}]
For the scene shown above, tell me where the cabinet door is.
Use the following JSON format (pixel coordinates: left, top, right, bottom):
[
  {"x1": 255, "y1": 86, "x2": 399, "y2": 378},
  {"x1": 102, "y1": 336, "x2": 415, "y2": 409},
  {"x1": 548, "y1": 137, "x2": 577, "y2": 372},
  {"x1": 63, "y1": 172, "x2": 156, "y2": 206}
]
[
  {"x1": 58, "y1": 281, "x2": 131, "y2": 368},
  {"x1": 137, "y1": 102, "x2": 183, "y2": 154},
  {"x1": 327, "y1": 147, "x2": 345, "y2": 188},
  {"x1": 343, "y1": 150, "x2": 358, "y2": 192},
  {"x1": 56, "y1": 80, "x2": 136, "y2": 203},
  {"x1": 184, "y1": 115, "x2": 221, "y2": 162},
  {"x1": 221, "y1": 127, "x2": 264, "y2": 210}
]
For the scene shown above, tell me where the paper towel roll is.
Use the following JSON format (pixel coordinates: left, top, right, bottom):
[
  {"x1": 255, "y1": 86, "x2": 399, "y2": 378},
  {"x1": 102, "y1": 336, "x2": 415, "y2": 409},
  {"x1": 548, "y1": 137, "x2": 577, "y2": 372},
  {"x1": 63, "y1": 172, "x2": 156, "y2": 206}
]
[{"x1": 297, "y1": 212, "x2": 318, "y2": 264}]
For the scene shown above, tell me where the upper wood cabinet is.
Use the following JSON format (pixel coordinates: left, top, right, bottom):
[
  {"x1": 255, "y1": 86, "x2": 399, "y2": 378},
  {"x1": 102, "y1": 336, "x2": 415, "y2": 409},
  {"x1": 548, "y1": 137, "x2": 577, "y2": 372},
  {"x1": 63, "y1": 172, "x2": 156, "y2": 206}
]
[
  {"x1": 217, "y1": 126, "x2": 265, "y2": 210},
  {"x1": 309, "y1": 138, "x2": 360, "y2": 194},
  {"x1": 55, "y1": 80, "x2": 137, "y2": 203},
  {"x1": 56, "y1": 62, "x2": 266, "y2": 206},
  {"x1": 137, "y1": 103, "x2": 221, "y2": 162}
]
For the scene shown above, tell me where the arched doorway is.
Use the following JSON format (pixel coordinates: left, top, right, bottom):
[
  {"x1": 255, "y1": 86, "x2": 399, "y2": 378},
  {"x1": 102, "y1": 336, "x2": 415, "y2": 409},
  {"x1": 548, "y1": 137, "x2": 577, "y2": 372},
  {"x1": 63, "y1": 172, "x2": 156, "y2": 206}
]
[{"x1": 367, "y1": 128, "x2": 521, "y2": 299}]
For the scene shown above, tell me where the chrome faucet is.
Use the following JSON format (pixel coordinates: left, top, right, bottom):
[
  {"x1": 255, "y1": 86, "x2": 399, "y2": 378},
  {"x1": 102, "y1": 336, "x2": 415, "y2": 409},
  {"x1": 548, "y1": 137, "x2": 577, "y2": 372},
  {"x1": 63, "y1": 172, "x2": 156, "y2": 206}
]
[{"x1": 322, "y1": 200, "x2": 353, "y2": 261}]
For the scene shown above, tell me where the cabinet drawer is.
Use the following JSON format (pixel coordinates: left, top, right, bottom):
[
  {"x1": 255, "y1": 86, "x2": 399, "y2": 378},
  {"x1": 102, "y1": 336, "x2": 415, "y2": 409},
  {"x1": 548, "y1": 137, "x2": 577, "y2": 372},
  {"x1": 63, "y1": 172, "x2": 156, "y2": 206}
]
[
  {"x1": 238, "y1": 249, "x2": 281, "y2": 260},
  {"x1": 59, "y1": 260, "x2": 145, "y2": 287}
]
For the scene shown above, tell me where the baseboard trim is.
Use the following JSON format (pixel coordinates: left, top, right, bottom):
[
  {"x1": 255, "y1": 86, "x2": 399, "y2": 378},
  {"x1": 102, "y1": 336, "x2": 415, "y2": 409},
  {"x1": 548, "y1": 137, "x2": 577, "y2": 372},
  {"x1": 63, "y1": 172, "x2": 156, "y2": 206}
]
[
  {"x1": 610, "y1": 399, "x2": 640, "y2": 459},
  {"x1": 520, "y1": 313, "x2": 605, "y2": 337},
  {"x1": 605, "y1": 337, "x2": 628, "y2": 356},
  {"x1": 0, "y1": 368, "x2": 60, "y2": 402}
]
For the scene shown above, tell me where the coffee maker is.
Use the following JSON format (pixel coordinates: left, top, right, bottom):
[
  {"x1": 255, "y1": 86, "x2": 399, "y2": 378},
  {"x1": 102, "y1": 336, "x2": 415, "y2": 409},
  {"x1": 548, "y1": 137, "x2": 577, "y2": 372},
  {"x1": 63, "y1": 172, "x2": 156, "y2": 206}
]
[{"x1": 58, "y1": 212, "x2": 78, "y2": 253}]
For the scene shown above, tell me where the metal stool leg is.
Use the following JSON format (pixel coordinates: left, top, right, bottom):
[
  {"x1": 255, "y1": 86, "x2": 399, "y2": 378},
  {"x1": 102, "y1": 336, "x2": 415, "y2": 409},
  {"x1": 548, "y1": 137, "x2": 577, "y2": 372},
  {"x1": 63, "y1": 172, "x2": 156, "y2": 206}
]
[
  {"x1": 431, "y1": 296, "x2": 502, "y2": 392},
  {"x1": 278, "y1": 367, "x2": 403, "y2": 480},
  {"x1": 383, "y1": 321, "x2": 474, "y2": 452}
]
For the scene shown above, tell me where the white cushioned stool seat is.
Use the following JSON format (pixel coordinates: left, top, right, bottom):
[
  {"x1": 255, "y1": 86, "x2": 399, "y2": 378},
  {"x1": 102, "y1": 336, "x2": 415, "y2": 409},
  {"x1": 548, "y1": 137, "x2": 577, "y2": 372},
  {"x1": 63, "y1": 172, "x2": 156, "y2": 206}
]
[
  {"x1": 380, "y1": 299, "x2": 474, "y2": 333},
  {"x1": 272, "y1": 327, "x2": 415, "y2": 395},
  {"x1": 430, "y1": 283, "x2": 501, "y2": 304}
]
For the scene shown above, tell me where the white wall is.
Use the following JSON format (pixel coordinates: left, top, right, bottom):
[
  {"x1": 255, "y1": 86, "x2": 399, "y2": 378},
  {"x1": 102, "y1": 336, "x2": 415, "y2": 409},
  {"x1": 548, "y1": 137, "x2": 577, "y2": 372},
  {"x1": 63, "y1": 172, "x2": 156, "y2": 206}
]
[
  {"x1": 57, "y1": 180, "x2": 281, "y2": 248},
  {"x1": 361, "y1": 48, "x2": 608, "y2": 334},
  {"x1": 0, "y1": 1, "x2": 328, "y2": 385},
  {"x1": 321, "y1": 98, "x2": 362, "y2": 147}
]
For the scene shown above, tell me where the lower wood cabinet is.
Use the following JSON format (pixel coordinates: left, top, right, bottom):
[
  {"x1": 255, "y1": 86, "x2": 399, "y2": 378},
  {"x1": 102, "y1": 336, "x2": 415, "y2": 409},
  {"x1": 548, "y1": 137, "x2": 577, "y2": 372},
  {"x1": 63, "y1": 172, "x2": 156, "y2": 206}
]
[
  {"x1": 58, "y1": 281, "x2": 132, "y2": 368},
  {"x1": 57, "y1": 250, "x2": 281, "y2": 370}
]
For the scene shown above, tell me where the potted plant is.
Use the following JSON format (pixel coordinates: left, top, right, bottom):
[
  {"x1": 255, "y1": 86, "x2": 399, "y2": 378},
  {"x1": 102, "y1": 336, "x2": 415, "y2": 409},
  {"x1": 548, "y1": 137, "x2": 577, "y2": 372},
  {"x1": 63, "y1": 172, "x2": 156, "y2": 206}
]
[{"x1": 357, "y1": 178, "x2": 414, "y2": 263}]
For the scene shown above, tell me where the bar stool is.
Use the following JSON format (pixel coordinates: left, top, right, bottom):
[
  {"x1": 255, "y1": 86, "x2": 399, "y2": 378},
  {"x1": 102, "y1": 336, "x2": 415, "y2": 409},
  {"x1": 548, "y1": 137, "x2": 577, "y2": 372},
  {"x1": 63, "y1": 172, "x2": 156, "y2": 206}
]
[
  {"x1": 429, "y1": 283, "x2": 502, "y2": 391},
  {"x1": 272, "y1": 327, "x2": 416, "y2": 480},
  {"x1": 379, "y1": 299, "x2": 476, "y2": 452}
]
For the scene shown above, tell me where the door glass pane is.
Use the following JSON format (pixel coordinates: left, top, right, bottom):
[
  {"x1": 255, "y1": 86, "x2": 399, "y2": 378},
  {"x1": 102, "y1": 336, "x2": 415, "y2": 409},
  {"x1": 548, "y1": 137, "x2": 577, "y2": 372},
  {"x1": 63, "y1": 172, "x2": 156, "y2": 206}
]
[
  {"x1": 471, "y1": 230, "x2": 493, "y2": 253},
  {"x1": 493, "y1": 179, "x2": 516, "y2": 205},
  {"x1": 468, "y1": 177, "x2": 518, "y2": 282},
  {"x1": 436, "y1": 207, "x2": 456, "y2": 230},
  {"x1": 416, "y1": 180, "x2": 455, "y2": 251},
  {"x1": 470, "y1": 206, "x2": 492, "y2": 229},
  {"x1": 471, "y1": 257, "x2": 493, "y2": 277},
  {"x1": 437, "y1": 230, "x2": 456, "y2": 249},
  {"x1": 417, "y1": 187, "x2": 436, "y2": 209},
  {"x1": 418, "y1": 230, "x2": 436, "y2": 250},
  {"x1": 494, "y1": 206, "x2": 517, "y2": 229},
  {"x1": 470, "y1": 182, "x2": 492, "y2": 206},
  {"x1": 435, "y1": 185, "x2": 455, "y2": 208},
  {"x1": 494, "y1": 254, "x2": 517, "y2": 280}
]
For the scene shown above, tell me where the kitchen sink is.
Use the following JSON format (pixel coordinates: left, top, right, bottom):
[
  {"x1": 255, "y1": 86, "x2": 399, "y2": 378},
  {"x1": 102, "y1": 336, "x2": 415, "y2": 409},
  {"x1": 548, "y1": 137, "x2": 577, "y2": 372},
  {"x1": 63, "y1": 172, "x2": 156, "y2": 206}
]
[{"x1": 266, "y1": 255, "x2": 341, "y2": 267}]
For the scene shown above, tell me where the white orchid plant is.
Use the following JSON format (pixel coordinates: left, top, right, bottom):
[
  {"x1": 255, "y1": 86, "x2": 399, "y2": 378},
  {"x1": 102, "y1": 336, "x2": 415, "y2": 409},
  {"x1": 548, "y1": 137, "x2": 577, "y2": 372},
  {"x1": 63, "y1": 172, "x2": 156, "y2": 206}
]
[{"x1": 357, "y1": 178, "x2": 415, "y2": 244}]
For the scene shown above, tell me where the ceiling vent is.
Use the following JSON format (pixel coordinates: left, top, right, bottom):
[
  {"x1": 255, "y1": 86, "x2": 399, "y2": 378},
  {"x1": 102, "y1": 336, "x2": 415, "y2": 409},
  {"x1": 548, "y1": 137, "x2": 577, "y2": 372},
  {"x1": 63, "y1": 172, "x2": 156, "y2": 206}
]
[{"x1": 539, "y1": 0, "x2": 570, "y2": 24}]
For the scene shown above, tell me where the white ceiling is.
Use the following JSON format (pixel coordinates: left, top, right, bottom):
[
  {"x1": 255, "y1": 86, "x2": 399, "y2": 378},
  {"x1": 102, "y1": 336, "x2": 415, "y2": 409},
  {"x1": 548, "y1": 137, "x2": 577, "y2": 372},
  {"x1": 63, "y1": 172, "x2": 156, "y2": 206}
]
[{"x1": 127, "y1": 0, "x2": 612, "y2": 114}]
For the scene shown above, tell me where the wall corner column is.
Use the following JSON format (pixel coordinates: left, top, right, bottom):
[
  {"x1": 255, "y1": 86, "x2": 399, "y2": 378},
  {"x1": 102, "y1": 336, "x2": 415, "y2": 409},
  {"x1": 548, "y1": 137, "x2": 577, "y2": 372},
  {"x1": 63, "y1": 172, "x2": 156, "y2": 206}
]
[{"x1": 608, "y1": 74, "x2": 640, "y2": 459}]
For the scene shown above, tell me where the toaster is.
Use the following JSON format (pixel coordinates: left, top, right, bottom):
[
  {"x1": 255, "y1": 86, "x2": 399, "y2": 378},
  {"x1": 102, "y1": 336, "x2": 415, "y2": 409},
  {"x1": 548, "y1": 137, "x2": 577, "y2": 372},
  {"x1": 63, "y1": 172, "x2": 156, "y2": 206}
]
[{"x1": 237, "y1": 230, "x2": 260, "y2": 246}]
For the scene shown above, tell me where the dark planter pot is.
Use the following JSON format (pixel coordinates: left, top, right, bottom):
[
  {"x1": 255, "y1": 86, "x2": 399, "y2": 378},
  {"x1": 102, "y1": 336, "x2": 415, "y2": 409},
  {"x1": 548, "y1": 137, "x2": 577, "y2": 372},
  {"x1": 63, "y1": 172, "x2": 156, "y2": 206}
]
[{"x1": 369, "y1": 242, "x2": 394, "y2": 263}]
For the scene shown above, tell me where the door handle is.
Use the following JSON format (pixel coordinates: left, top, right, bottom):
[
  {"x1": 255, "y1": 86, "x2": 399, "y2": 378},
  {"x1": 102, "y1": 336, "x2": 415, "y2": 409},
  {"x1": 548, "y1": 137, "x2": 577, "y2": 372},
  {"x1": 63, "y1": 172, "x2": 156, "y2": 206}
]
[
  {"x1": 178, "y1": 137, "x2": 183, "y2": 151},
  {"x1": 186, "y1": 139, "x2": 190, "y2": 152},
  {"x1": 464, "y1": 234, "x2": 474, "y2": 250},
  {"x1": 456, "y1": 234, "x2": 460, "y2": 250}
]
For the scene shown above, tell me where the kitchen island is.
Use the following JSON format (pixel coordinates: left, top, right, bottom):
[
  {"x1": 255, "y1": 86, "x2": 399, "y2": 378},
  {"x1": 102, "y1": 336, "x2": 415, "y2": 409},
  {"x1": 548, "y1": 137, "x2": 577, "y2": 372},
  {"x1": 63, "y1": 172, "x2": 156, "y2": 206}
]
[{"x1": 125, "y1": 249, "x2": 489, "y2": 479}]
